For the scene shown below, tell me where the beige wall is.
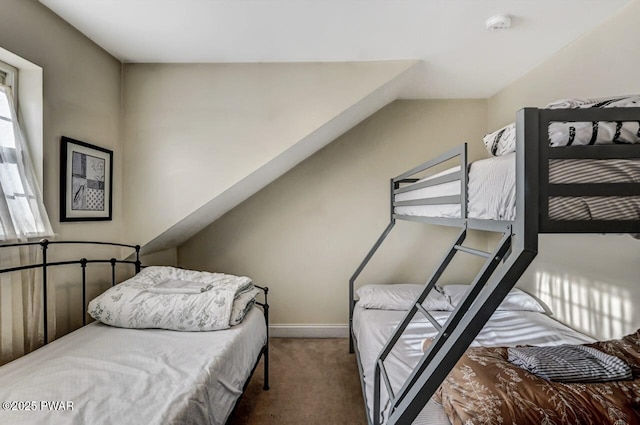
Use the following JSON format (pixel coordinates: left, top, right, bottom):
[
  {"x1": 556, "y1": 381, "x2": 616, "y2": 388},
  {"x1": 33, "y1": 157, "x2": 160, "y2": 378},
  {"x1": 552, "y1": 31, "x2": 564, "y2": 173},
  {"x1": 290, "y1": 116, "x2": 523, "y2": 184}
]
[
  {"x1": 178, "y1": 100, "x2": 489, "y2": 326},
  {"x1": 0, "y1": 0, "x2": 124, "y2": 335},
  {"x1": 141, "y1": 248, "x2": 178, "y2": 267},
  {"x1": 122, "y1": 61, "x2": 414, "y2": 252},
  {"x1": 488, "y1": 0, "x2": 640, "y2": 339}
]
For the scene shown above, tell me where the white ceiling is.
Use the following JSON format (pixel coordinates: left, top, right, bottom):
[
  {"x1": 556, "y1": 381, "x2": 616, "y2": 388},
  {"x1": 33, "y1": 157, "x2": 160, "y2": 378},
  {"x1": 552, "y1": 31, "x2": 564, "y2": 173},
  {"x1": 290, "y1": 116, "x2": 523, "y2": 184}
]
[{"x1": 40, "y1": 0, "x2": 631, "y2": 98}]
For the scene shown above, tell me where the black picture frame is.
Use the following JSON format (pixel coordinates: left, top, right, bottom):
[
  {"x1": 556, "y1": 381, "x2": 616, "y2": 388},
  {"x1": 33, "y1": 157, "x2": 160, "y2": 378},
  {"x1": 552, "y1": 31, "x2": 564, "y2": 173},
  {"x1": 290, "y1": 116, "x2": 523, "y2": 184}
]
[{"x1": 60, "y1": 136, "x2": 113, "y2": 222}]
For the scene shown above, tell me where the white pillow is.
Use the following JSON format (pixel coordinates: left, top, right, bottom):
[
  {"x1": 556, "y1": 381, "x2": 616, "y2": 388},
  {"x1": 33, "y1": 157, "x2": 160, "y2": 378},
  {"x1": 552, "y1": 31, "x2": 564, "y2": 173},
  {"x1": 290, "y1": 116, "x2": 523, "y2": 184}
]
[
  {"x1": 356, "y1": 284, "x2": 453, "y2": 311},
  {"x1": 442, "y1": 284, "x2": 546, "y2": 312}
]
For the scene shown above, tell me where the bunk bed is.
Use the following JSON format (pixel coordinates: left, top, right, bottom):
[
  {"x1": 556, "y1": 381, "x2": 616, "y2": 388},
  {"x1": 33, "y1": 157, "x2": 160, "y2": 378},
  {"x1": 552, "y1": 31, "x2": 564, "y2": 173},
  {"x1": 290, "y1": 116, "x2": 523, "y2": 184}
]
[
  {"x1": 349, "y1": 102, "x2": 640, "y2": 425},
  {"x1": 0, "y1": 240, "x2": 269, "y2": 425}
]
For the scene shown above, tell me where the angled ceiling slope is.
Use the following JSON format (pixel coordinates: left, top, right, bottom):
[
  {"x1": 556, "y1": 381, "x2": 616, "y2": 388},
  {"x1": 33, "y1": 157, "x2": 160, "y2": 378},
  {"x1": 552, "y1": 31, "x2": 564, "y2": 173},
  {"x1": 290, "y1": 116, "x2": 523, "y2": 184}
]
[{"x1": 123, "y1": 61, "x2": 418, "y2": 254}]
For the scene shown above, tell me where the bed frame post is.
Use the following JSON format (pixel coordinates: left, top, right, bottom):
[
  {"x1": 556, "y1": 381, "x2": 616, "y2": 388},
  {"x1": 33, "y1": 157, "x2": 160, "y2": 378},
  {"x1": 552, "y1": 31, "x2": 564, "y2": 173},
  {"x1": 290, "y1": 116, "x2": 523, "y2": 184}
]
[
  {"x1": 134, "y1": 245, "x2": 141, "y2": 274},
  {"x1": 460, "y1": 143, "x2": 468, "y2": 219},
  {"x1": 81, "y1": 258, "x2": 88, "y2": 326},
  {"x1": 110, "y1": 258, "x2": 117, "y2": 286},
  {"x1": 40, "y1": 239, "x2": 49, "y2": 345},
  {"x1": 262, "y1": 286, "x2": 270, "y2": 391}
]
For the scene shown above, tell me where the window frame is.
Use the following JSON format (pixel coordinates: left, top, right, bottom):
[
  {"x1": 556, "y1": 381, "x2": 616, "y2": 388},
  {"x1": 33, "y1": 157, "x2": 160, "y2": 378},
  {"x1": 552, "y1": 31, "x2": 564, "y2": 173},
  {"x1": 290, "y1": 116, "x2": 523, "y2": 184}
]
[{"x1": 0, "y1": 60, "x2": 18, "y2": 107}]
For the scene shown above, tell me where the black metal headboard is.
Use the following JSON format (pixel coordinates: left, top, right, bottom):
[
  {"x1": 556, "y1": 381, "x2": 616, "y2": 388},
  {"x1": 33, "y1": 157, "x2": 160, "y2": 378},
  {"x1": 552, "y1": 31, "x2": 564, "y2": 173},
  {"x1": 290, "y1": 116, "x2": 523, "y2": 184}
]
[{"x1": 0, "y1": 239, "x2": 142, "y2": 344}]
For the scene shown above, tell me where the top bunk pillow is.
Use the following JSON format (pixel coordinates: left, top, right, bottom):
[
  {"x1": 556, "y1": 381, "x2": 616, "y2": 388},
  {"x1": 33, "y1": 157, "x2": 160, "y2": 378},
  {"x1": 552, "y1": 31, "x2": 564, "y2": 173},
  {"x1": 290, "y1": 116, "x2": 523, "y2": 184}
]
[
  {"x1": 482, "y1": 94, "x2": 640, "y2": 157},
  {"x1": 546, "y1": 95, "x2": 640, "y2": 147},
  {"x1": 356, "y1": 284, "x2": 453, "y2": 311},
  {"x1": 442, "y1": 284, "x2": 546, "y2": 313}
]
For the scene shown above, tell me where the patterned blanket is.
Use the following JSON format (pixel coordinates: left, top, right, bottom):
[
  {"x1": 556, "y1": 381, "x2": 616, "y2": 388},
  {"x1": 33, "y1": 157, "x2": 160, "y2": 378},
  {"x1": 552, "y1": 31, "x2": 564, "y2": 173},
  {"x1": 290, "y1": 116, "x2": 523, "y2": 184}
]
[{"x1": 434, "y1": 330, "x2": 640, "y2": 425}]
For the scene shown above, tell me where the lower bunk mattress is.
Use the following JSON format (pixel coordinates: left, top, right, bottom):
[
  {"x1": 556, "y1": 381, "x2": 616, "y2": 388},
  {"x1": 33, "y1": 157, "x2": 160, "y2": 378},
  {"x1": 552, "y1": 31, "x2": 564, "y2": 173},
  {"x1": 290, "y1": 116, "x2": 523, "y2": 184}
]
[
  {"x1": 0, "y1": 307, "x2": 266, "y2": 425},
  {"x1": 352, "y1": 304, "x2": 597, "y2": 425},
  {"x1": 394, "y1": 153, "x2": 640, "y2": 222}
]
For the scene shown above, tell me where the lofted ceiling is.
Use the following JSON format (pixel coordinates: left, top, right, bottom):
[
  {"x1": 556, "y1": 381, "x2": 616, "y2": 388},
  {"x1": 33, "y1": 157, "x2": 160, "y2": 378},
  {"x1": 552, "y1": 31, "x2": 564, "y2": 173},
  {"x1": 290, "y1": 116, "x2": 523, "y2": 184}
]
[{"x1": 40, "y1": 0, "x2": 631, "y2": 98}]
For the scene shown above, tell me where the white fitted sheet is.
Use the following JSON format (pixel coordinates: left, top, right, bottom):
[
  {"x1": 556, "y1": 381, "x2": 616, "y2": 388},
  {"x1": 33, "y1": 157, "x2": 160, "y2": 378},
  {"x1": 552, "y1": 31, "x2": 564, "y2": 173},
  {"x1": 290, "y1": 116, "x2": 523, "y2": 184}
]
[
  {"x1": 394, "y1": 154, "x2": 515, "y2": 220},
  {"x1": 352, "y1": 305, "x2": 595, "y2": 425},
  {"x1": 0, "y1": 307, "x2": 266, "y2": 425}
]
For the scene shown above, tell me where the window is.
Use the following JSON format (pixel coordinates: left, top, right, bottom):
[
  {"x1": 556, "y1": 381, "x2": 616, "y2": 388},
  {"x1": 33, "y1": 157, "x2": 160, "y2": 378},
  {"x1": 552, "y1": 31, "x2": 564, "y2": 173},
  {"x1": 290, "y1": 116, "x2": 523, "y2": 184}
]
[{"x1": 0, "y1": 62, "x2": 51, "y2": 241}]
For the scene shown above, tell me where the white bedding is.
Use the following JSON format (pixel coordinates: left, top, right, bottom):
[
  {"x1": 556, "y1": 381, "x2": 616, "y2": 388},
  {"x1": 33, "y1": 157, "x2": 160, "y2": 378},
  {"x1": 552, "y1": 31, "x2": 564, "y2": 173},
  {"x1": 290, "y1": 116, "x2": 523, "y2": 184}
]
[
  {"x1": 352, "y1": 304, "x2": 595, "y2": 425},
  {"x1": 395, "y1": 153, "x2": 640, "y2": 222},
  {"x1": 394, "y1": 154, "x2": 517, "y2": 220},
  {"x1": 0, "y1": 307, "x2": 266, "y2": 425}
]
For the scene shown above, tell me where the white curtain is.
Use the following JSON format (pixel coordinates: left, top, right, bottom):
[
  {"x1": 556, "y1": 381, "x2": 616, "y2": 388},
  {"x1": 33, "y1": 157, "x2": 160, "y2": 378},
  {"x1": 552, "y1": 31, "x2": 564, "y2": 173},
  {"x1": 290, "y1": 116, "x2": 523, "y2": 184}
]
[
  {"x1": 0, "y1": 85, "x2": 54, "y2": 364},
  {"x1": 0, "y1": 86, "x2": 52, "y2": 239},
  {"x1": 0, "y1": 247, "x2": 47, "y2": 364}
]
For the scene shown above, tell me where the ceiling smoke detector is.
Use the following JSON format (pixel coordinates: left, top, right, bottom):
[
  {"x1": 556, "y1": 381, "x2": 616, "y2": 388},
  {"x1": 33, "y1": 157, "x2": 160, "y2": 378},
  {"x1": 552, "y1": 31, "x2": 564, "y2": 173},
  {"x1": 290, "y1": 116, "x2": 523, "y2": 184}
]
[{"x1": 485, "y1": 15, "x2": 512, "y2": 31}]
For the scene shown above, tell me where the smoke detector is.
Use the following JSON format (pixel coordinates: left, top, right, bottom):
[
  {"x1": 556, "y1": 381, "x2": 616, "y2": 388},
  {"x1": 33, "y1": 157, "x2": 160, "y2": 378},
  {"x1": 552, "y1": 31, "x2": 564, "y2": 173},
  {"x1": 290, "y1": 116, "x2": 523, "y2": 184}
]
[{"x1": 485, "y1": 15, "x2": 512, "y2": 31}]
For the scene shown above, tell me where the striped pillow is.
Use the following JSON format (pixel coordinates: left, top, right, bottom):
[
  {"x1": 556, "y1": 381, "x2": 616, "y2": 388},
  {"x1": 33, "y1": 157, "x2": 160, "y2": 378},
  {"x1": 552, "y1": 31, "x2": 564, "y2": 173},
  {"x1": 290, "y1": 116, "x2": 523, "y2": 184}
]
[
  {"x1": 483, "y1": 95, "x2": 640, "y2": 156},
  {"x1": 547, "y1": 95, "x2": 640, "y2": 147},
  {"x1": 508, "y1": 344, "x2": 632, "y2": 383}
]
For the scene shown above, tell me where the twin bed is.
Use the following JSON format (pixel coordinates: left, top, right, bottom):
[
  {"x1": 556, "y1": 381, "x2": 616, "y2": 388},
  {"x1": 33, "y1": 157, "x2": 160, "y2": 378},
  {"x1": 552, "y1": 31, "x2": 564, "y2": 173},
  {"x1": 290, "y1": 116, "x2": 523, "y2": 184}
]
[
  {"x1": 351, "y1": 96, "x2": 640, "y2": 425},
  {"x1": 0, "y1": 242, "x2": 268, "y2": 425},
  {"x1": 0, "y1": 308, "x2": 266, "y2": 424}
]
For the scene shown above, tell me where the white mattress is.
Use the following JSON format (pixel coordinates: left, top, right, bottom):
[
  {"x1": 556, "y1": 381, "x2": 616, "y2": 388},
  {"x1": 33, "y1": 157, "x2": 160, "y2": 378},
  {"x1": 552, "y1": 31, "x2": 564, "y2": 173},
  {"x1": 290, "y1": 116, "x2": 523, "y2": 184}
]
[
  {"x1": 352, "y1": 304, "x2": 595, "y2": 425},
  {"x1": 395, "y1": 153, "x2": 640, "y2": 221},
  {"x1": 0, "y1": 307, "x2": 266, "y2": 425}
]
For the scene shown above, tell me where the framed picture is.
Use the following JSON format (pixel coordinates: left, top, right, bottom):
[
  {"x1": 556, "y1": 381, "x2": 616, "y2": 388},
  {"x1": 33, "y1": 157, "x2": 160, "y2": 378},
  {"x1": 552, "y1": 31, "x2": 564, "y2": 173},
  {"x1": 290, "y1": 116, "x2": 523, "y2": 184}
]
[{"x1": 60, "y1": 137, "x2": 113, "y2": 221}]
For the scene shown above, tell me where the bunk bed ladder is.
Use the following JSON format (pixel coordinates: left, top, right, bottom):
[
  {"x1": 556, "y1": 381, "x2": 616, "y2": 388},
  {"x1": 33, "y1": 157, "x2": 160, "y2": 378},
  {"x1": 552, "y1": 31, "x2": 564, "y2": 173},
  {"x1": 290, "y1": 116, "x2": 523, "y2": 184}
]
[{"x1": 372, "y1": 226, "x2": 514, "y2": 425}]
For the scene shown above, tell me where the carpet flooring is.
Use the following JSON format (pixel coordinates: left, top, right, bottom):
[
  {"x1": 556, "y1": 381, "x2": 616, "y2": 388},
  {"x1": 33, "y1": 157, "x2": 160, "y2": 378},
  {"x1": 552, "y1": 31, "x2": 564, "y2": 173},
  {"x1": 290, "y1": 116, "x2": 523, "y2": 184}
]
[{"x1": 228, "y1": 338, "x2": 368, "y2": 425}]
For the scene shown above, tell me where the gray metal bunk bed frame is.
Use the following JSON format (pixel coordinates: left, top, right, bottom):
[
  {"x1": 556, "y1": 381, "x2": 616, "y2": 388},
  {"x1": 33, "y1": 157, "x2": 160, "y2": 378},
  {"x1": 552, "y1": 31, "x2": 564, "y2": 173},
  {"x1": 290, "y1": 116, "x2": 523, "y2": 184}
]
[
  {"x1": 349, "y1": 107, "x2": 640, "y2": 425},
  {"x1": 0, "y1": 240, "x2": 270, "y2": 401}
]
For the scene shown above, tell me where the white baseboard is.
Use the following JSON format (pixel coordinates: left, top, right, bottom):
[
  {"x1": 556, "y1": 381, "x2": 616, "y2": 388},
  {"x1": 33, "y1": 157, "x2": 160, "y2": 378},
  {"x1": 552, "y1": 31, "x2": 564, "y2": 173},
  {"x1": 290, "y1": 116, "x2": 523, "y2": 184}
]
[{"x1": 269, "y1": 324, "x2": 349, "y2": 338}]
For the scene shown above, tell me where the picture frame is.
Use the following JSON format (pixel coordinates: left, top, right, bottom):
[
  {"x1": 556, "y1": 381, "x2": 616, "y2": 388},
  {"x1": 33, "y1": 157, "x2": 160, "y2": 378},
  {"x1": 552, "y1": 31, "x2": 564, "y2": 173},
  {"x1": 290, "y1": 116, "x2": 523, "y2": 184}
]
[{"x1": 60, "y1": 137, "x2": 113, "y2": 222}]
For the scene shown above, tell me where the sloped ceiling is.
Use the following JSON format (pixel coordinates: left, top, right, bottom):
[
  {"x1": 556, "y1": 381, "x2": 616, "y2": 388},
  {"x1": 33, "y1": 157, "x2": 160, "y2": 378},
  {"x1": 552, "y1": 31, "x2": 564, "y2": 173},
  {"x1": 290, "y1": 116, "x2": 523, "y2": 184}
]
[{"x1": 123, "y1": 61, "x2": 417, "y2": 253}]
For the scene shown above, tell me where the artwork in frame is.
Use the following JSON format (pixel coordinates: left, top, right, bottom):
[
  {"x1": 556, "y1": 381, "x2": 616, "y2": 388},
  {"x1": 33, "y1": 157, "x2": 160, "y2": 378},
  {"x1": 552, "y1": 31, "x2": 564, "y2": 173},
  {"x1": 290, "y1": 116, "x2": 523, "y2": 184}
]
[{"x1": 60, "y1": 137, "x2": 113, "y2": 221}]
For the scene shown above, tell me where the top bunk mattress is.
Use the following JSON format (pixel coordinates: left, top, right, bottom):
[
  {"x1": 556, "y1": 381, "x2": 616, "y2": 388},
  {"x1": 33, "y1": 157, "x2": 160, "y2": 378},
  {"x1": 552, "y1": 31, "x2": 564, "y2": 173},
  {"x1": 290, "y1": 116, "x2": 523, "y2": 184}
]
[
  {"x1": 394, "y1": 153, "x2": 640, "y2": 222},
  {"x1": 0, "y1": 307, "x2": 266, "y2": 425}
]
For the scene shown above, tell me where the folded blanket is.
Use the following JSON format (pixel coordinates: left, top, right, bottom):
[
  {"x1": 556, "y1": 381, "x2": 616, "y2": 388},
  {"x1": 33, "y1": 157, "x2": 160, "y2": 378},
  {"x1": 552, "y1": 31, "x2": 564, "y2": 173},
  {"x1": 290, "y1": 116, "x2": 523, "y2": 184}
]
[
  {"x1": 146, "y1": 279, "x2": 215, "y2": 294},
  {"x1": 230, "y1": 287, "x2": 261, "y2": 326},
  {"x1": 88, "y1": 266, "x2": 258, "y2": 331},
  {"x1": 508, "y1": 344, "x2": 632, "y2": 382}
]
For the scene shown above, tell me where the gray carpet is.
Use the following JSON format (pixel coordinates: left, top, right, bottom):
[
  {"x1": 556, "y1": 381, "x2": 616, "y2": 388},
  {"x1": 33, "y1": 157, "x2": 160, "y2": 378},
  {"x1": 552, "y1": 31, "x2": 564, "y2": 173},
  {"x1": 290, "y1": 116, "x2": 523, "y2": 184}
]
[{"x1": 228, "y1": 338, "x2": 368, "y2": 425}]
